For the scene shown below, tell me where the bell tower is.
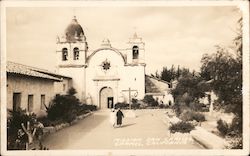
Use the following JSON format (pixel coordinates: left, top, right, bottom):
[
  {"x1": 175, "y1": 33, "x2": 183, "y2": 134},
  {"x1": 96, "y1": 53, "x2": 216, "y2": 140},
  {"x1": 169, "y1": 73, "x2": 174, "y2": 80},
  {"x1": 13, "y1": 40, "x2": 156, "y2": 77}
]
[
  {"x1": 56, "y1": 16, "x2": 88, "y2": 67},
  {"x1": 56, "y1": 16, "x2": 88, "y2": 101},
  {"x1": 126, "y1": 32, "x2": 145, "y2": 65}
]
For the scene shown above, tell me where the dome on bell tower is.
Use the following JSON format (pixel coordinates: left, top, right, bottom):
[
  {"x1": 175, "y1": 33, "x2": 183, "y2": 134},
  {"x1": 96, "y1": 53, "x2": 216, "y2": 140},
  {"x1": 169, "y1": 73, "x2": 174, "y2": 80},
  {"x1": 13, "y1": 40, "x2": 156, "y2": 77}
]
[{"x1": 65, "y1": 16, "x2": 85, "y2": 42}]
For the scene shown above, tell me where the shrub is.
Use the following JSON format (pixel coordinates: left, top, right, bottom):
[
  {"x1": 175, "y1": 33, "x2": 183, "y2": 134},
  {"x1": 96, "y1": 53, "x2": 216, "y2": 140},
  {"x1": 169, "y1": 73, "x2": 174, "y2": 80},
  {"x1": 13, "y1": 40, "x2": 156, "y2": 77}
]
[
  {"x1": 87, "y1": 104, "x2": 97, "y2": 111},
  {"x1": 132, "y1": 98, "x2": 138, "y2": 104},
  {"x1": 74, "y1": 104, "x2": 97, "y2": 116},
  {"x1": 189, "y1": 102, "x2": 208, "y2": 112},
  {"x1": 159, "y1": 104, "x2": 166, "y2": 109},
  {"x1": 131, "y1": 103, "x2": 140, "y2": 109},
  {"x1": 46, "y1": 94, "x2": 80, "y2": 123},
  {"x1": 37, "y1": 117, "x2": 63, "y2": 127},
  {"x1": 192, "y1": 112, "x2": 206, "y2": 122},
  {"x1": 216, "y1": 116, "x2": 243, "y2": 149},
  {"x1": 143, "y1": 95, "x2": 155, "y2": 104},
  {"x1": 227, "y1": 135, "x2": 242, "y2": 149},
  {"x1": 217, "y1": 119, "x2": 229, "y2": 137},
  {"x1": 151, "y1": 100, "x2": 159, "y2": 107},
  {"x1": 75, "y1": 106, "x2": 88, "y2": 116},
  {"x1": 172, "y1": 102, "x2": 188, "y2": 116},
  {"x1": 179, "y1": 110, "x2": 193, "y2": 121},
  {"x1": 37, "y1": 116, "x2": 53, "y2": 127},
  {"x1": 229, "y1": 116, "x2": 242, "y2": 135},
  {"x1": 64, "y1": 109, "x2": 77, "y2": 123},
  {"x1": 179, "y1": 110, "x2": 205, "y2": 122},
  {"x1": 115, "y1": 102, "x2": 129, "y2": 109},
  {"x1": 138, "y1": 101, "x2": 147, "y2": 109},
  {"x1": 143, "y1": 95, "x2": 159, "y2": 107},
  {"x1": 169, "y1": 121, "x2": 195, "y2": 133}
]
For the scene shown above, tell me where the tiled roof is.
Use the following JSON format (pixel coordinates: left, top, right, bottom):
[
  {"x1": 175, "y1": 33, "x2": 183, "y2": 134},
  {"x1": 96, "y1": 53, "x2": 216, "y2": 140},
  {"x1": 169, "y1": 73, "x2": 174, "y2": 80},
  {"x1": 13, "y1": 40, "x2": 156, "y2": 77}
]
[
  {"x1": 145, "y1": 75, "x2": 170, "y2": 95},
  {"x1": 32, "y1": 69, "x2": 72, "y2": 79},
  {"x1": 7, "y1": 61, "x2": 64, "y2": 81}
]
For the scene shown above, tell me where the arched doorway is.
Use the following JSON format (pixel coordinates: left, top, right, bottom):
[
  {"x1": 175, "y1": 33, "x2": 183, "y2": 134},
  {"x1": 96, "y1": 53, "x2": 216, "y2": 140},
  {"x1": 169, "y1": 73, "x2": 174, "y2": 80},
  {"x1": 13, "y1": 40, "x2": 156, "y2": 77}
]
[{"x1": 99, "y1": 87, "x2": 114, "y2": 109}]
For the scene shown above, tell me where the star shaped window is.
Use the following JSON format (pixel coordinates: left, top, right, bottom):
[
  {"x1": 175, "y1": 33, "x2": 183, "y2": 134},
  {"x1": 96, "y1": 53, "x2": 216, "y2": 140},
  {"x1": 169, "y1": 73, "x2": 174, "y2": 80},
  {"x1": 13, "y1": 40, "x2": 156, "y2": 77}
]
[{"x1": 101, "y1": 59, "x2": 111, "y2": 71}]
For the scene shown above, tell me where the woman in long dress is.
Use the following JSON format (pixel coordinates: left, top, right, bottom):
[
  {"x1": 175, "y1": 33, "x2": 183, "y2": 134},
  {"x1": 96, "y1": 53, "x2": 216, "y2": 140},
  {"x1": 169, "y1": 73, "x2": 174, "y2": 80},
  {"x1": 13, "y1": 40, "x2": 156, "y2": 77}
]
[{"x1": 110, "y1": 108, "x2": 116, "y2": 128}]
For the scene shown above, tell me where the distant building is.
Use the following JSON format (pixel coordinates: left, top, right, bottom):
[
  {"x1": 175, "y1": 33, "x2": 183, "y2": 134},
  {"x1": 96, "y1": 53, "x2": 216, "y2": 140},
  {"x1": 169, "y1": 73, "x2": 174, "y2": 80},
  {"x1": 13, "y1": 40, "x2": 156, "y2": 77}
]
[
  {"x1": 145, "y1": 75, "x2": 174, "y2": 106},
  {"x1": 7, "y1": 61, "x2": 72, "y2": 116},
  {"x1": 198, "y1": 79, "x2": 218, "y2": 111}
]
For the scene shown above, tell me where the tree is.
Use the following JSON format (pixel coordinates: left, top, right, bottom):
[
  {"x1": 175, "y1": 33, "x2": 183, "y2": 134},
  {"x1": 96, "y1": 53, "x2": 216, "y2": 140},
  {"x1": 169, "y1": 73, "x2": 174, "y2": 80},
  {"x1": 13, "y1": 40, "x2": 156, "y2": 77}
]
[
  {"x1": 200, "y1": 17, "x2": 242, "y2": 148},
  {"x1": 67, "y1": 87, "x2": 77, "y2": 96},
  {"x1": 155, "y1": 70, "x2": 160, "y2": 79},
  {"x1": 234, "y1": 17, "x2": 242, "y2": 57},
  {"x1": 200, "y1": 45, "x2": 242, "y2": 115},
  {"x1": 46, "y1": 87, "x2": 80, "y2": 122},
  {"x1": 171, "y1": 74, "x2": 207, "y2": 105},
  {"x1": 158, "y1": 65, "x2": 193, "y2": 83},
  {"x1": 7, "y1": 109, "x2": 37, "y2": 150}
]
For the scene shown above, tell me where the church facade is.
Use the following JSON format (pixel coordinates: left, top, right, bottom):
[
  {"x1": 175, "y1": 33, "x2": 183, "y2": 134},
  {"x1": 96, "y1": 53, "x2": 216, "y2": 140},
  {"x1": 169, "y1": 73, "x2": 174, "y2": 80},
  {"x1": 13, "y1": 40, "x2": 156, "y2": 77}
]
[{"x1": 56, "y1": 17, "x2": 146, "y2": 109}]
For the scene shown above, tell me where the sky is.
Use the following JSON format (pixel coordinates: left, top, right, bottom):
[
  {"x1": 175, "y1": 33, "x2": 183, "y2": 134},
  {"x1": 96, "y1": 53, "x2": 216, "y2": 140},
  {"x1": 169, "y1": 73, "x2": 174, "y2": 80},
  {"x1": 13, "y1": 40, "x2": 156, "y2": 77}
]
[{"x1": 6, "y1": 6, "x2": 241, "y2": 75}]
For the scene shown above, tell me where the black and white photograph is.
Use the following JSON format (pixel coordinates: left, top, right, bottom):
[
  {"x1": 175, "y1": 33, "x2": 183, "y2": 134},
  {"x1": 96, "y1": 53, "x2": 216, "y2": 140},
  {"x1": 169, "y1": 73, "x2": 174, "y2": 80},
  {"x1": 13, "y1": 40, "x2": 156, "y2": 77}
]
[{"x1": 0, "y1": 0, "x2": 249, "y2": 156}]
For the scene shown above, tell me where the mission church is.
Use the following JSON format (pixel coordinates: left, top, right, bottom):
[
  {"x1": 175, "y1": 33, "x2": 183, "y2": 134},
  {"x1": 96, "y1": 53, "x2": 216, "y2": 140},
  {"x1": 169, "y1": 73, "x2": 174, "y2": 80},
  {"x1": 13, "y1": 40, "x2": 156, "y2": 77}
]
[
  {"x1": 7, "y1": 17, "x2": 173, "y2": 115},
  {"x1": 56, "y1": 16, "x2": 147, "y2": 109}
]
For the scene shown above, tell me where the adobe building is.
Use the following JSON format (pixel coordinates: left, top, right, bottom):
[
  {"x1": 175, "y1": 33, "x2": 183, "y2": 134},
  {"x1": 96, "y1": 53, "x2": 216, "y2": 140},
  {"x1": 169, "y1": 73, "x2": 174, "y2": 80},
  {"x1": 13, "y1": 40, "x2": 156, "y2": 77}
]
[{"x1": 6, "y1": 61, "x2": 72, "y2": 116}]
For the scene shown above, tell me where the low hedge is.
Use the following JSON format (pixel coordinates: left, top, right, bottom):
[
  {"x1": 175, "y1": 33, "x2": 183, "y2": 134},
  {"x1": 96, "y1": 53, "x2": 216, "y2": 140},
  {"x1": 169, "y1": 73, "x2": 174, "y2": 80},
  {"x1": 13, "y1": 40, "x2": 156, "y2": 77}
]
[
  {"x1": 180, "y1": 110, "x2": 206, "y2": 122},
  {"x1": 169, "y1": 121, "x2": 195, "y2": 133},
  {"x1": 159, "y1": 104, "x2": 170, "y2": 109},
  {"x1": 115, "y1": 102, "x2": 129, "y2": 109},
  {"x1": 131, "y1": 103, "x2": 140, "y2": 109},
  {"x1": 79, "y1": 104, "x2": 97, "y2": 111}
]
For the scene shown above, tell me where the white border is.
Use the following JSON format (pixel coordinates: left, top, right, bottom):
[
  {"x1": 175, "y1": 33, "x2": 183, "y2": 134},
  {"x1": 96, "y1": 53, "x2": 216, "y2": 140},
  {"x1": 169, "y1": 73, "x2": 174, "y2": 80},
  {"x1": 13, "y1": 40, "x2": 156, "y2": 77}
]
[{"x1": 1, "y1": 1, "x2": 249, "y2": 156}]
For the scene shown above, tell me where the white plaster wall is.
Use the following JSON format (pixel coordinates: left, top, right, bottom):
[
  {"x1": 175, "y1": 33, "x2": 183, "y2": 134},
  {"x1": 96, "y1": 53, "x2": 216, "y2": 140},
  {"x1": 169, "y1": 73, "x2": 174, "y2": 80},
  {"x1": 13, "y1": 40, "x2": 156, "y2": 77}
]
[
  {"x1": 86, "y1": 49, "x2": 124, "y2": 107},
  {"x1": 152, "y1": 93, "x2": 174, "y2": 106},
  {"x1": 163, "y1": 91, "x2": 174, "y2": 105},
  {"x1": 58, "y1": 67, "x2": 86, "y2": 101},
  {"x1": 119, "y1": 65, "x2": 145, "y2": 100},
  {"x1": 86, "y1": 49, "x2": 145, "y2": 108}
]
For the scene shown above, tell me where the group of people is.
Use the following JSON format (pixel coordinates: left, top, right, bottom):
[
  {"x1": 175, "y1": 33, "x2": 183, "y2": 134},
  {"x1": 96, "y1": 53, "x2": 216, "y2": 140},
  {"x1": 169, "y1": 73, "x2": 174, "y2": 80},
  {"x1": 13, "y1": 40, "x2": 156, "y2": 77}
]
[{"x1": 109, "y1": 108, "x2": 124, "y2": 128}]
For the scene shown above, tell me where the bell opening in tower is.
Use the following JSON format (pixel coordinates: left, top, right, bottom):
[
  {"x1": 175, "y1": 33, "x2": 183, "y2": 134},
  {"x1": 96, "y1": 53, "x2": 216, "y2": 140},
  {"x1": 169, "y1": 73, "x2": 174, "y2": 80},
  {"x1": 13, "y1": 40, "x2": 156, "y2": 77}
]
[{"x1": 132, "y1": 45, "x2": 139, "y2": 59}]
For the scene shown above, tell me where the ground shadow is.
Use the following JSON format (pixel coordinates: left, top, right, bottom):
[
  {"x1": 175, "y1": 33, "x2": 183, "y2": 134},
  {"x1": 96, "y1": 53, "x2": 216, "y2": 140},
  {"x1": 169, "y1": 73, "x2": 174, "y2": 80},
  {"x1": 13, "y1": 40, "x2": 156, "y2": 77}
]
[{"x1": 120, "y1": 123, "x2": 136, "y2": 128}]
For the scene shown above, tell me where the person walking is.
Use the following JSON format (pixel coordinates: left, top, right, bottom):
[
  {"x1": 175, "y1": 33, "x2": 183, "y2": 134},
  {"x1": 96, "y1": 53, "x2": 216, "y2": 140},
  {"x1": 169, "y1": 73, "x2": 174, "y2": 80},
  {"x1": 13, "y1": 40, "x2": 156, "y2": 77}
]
[
  {"x1": 109, "y1": 108, "x2": 116, "y2": 128},
  {"x1": 116, "y1": 108, "x2": 124, "y2": 127}
]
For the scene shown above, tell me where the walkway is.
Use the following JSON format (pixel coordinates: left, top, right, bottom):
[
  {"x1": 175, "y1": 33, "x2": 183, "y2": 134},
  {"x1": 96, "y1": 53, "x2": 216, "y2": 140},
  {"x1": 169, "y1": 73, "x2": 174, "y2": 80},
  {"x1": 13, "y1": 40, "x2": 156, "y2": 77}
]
[{"x1": 42, "y1": 109, "x2": 203, "y2": 149}]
